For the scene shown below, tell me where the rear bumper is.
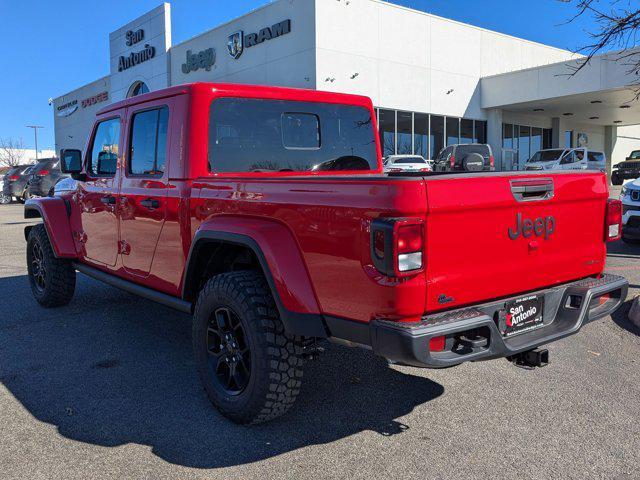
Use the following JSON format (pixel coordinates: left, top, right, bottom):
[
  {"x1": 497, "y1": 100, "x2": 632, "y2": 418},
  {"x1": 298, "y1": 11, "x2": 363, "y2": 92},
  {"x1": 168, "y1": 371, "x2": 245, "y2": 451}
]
[
  {"x1": 332, "y1": 274, "x2": 628, "y2": 368},
  {"x1": 623, "y1": 214, "x2": 640, "y2": 239}
]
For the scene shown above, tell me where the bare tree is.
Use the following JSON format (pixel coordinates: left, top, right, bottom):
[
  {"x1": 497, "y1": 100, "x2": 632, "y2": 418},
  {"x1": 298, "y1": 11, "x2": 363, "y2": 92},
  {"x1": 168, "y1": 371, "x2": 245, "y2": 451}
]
[
  {"x1": 563, "y1": 0, "x2": 640, "y2": 93},
  {"x1": 0, "y1": 137, "x2": 26, "y2": 167}
]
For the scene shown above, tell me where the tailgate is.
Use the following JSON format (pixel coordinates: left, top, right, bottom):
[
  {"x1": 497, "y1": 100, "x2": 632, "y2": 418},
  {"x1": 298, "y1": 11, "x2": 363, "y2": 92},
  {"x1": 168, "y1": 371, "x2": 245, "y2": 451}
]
[{"x1": 423, "y1": 172, "x2": 609, "y2": 312}]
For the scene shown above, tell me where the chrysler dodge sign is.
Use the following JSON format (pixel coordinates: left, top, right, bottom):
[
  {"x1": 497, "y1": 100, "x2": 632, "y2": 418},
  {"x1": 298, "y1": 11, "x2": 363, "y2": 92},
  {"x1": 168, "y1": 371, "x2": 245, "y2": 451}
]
[{"x1": 228, "y1": 19, "x2": 291, "y2": 59}]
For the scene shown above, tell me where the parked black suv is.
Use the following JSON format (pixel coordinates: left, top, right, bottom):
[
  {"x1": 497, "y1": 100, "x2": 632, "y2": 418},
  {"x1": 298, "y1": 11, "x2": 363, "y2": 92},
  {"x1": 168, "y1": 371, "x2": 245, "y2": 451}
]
[
  {"x1": 612, "y1": 151, "x2": 640, "y2": 185},
  {"x1": 433, "y1": 144, "x2": 495, "y2": 172},
  {"x1": 2, "y1": 164, "x2": 35, "y2": 202},
  {"x1": 26, "y1": 158, "x2": 68, "y2": 197}
]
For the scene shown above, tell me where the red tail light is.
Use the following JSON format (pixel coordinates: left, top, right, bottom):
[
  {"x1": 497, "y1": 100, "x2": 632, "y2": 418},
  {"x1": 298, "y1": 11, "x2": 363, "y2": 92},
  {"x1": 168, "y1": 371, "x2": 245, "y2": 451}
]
[
  {"x1": 8, "y1": 175, "x2": 19, "y2": 181},
  {"x1": 605, "y1": 199, "x2": 622, "y2": 242},
  {"x1": 449, "y1": 156, "x2": 455, "y2": 168},
  {"x1": 37, "y1": 170, "x2": 49, "y2": 176},
  {"x1": 397, "y1": 224, "x2": 423, "y2": 254},
  {"x1": 489, "y1": 155, "x2": 495, "y2": 169},
  {"x1": 370, "y1": 218, "x2": 425, "y2": 277},
  {"x1": 388, "y1": 167, "x2": 403, "y2": 173},
  {"x1": 395, "y1": 221, "x2": 424, "y2": 275},
  {"x1": 419, "y1": 167, "x2": 430, "y2": 172},
  {"x1": 429, "y1": 336, "x2": 446, "y2": 352}
]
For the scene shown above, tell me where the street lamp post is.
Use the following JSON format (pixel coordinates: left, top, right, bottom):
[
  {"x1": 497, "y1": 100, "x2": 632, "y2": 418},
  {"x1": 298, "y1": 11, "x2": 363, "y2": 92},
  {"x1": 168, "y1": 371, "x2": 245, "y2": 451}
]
[{"x1": 26, "y1": 125, "x2": 44, "y2": 160}]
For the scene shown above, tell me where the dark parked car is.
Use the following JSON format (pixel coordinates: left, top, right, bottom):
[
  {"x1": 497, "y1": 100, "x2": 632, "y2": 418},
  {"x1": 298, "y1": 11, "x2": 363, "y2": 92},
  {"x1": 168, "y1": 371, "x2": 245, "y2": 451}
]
[
  {"x1": 26, "y1": 158, "x2": 68, "y2": 197},
  {"x1": 611, "y1": 150, "x2": 640, "y2": 185},
  {"x1": 2, "y1": 164, "x2": 35, "y2": 202},
  {"x1": 433, "y1": 143, "x2": 495, "y2": 172}
]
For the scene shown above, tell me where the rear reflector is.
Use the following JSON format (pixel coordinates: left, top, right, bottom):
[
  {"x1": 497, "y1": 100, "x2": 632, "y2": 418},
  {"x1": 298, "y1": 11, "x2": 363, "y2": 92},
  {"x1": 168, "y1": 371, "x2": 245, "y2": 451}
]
[
  {"x1": 429, "y1": 336, "x2": 446, "y2": 352},
  {"x1": 450, "y1": 156, "x2": 455, "y2": 168},
  {"x1": 489, "y1": 155, "x2": 495, "y2": 169},
  {"x1": 598, "y1": 293, "x2": 611, "y2": 306},
  {"x1": 605, "y1": 199, "x2": 622, "y2": 242}
]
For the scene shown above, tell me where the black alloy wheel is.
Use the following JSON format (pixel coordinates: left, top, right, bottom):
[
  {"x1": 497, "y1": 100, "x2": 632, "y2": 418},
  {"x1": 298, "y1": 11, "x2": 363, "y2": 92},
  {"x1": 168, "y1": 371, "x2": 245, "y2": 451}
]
[{"x1": 207, "y1": 307, "x2": 251, "y2": 395}]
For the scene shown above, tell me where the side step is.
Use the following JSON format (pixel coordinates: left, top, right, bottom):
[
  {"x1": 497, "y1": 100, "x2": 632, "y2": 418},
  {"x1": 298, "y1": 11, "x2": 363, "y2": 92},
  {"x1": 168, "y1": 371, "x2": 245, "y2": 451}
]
[{"x1": 73, "y1": 262, "x2": 192, "y2": 314}]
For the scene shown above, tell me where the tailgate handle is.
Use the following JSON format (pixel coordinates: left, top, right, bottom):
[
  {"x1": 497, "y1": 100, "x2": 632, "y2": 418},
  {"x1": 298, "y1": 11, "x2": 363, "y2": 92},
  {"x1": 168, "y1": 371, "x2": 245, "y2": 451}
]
[{"x1": 510, "y1": 179, "x2": 554, "y2": 202}]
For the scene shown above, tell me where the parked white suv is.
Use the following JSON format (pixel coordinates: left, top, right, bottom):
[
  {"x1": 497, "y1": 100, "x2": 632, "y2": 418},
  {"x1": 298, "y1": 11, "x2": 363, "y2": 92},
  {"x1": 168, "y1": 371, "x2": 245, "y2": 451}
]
[
  {"x1": 621, "y1": 179, "x2": 640, "y2": 244},
  {"x1": 526, "y1": 148, "x2": 606, "y2": 172}
]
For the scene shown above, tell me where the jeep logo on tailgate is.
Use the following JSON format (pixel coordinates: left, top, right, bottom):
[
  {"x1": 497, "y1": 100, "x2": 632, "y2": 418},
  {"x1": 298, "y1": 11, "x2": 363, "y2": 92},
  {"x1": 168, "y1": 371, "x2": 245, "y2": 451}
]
[{"x1": 508, "y1": 213, "x2": 555, "y2": 240}]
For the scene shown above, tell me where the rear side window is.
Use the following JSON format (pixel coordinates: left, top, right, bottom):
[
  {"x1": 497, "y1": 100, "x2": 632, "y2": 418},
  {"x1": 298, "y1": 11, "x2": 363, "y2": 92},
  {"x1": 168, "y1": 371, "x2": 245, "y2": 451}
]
[
  {"x1": 129, "y1": 107, "x2": 169, "y2": 175},
  {"x1": 455, "y1": 145, "x2": 490, "y2": 157},
  {"x1": 208, "y1": 98, "x2": 377, "y2": 173},
  {"x1": 89, "y1": 118, "x2": 121, "y2": 176},
  {"x1": 588, "y1": 152, "x2": 604, "y2": 162}
]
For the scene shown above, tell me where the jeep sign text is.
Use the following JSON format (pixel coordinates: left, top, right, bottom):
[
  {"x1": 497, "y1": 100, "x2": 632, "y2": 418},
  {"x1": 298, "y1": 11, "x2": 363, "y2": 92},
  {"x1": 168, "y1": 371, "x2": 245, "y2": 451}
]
[{"x1": 508, "y1": 213, "x2": 555, "y2": 240}]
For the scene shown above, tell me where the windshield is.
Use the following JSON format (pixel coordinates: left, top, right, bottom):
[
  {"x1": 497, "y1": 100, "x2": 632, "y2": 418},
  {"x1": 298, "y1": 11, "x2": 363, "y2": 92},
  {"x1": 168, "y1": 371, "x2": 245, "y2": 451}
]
[
  {"x1": 528, "y1": 150, "x2": 564, "y2": 163},
  {"x1": 394, "y1": 157, "x2": 426, "y2": 164}
]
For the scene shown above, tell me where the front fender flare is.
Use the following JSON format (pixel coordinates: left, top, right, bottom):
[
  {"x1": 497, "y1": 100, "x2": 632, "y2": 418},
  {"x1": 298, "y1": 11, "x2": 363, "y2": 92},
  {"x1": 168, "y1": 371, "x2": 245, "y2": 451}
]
[
  {"x1": 24, "y1": 198, "x2": 77, "y2": 258},
  {"x1": 183, "y1": 217, "x2": 327, "y2": 338}
]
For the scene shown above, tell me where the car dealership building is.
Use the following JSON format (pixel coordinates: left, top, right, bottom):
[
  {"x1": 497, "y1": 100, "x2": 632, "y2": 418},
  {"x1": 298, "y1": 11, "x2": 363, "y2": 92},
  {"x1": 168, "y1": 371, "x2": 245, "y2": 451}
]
[{"x1": 53, "y1": 0, "x2": 640, "y2": 172}]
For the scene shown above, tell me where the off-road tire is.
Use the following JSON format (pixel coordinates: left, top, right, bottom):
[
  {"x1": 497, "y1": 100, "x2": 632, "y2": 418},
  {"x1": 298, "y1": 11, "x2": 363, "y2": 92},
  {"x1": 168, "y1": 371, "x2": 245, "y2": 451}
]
[
  {"x1": 27, "y1": 224, "x2": 76, "y2": 307},
  {"x1": 193, "y1": 271, "x2": 304, "y2": 425}
]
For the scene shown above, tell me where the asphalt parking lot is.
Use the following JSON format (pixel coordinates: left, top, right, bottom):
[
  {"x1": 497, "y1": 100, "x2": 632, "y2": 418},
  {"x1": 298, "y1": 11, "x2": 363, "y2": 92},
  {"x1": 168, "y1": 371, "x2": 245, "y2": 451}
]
[{"x1": 0, "y1": 198, "x2": 639, "y2": 480}]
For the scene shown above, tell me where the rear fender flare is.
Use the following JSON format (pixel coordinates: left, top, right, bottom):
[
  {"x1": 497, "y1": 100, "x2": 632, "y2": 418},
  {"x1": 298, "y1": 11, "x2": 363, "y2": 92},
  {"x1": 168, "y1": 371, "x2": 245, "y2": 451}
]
[
  {"x1": 183, "y1": 217, "x2": 326, "y2": 338},
  {"x1": 24, "y1": 198, "x2": 77, "y2": 258}
]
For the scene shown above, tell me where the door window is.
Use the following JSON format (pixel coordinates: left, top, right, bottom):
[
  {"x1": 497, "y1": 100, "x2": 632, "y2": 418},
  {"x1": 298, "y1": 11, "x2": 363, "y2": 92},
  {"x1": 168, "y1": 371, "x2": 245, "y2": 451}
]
[
  {"x1": 129, "y1": 107, "x2": 169, "y2": 176},
  {"x1": 560, "y1": 152, "x2": 576, "y2": 164},
  {"x1": 89, "y1": 118, "x2": 121, "y2": 176}
]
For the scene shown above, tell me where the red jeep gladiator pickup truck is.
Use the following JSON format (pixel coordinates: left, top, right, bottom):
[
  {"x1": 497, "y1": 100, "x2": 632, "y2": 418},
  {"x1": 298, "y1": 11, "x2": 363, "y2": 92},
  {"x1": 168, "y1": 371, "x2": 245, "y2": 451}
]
[{"x1": 24, "y1": 83, "x2": 627, "y2": 424}]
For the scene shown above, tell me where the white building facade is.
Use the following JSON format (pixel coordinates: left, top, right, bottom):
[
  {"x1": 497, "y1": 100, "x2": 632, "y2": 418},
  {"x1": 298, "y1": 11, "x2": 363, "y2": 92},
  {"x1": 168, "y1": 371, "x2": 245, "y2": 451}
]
[{"x1": 53, "y1": 0, "x2": 640, "y2": 172}]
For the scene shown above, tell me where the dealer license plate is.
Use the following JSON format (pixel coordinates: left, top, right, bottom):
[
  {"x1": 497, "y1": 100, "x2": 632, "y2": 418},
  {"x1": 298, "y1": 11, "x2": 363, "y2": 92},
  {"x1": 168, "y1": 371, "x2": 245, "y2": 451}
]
[{"x1": 501, "y1": 295, "x2": 544, "y2": 337}]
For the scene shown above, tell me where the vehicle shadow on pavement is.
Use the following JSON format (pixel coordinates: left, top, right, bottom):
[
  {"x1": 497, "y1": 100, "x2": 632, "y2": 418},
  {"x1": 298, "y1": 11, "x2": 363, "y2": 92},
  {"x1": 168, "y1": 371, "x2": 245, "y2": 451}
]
[
  {"x1": 610, "y1": 299, "x2": 640, "y2": 337},
  {"x1": 0, "y1": 275, "x2": 444, "y2": 469}
]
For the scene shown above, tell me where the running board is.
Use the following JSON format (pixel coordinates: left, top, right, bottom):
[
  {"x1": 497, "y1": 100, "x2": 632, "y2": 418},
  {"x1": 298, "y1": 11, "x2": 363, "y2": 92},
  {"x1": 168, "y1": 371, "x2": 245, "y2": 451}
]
[{"x1": 72, "y1": 262, "x2": 192, "y2": 314}]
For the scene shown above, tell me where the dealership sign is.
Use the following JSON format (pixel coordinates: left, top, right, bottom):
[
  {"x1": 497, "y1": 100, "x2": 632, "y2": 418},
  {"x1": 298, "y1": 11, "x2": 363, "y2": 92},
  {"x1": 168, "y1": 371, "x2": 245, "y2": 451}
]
[
  {"x1": 227, "y1": 19, "x2": 291, "y2": 59},
  {"x1": 118, "y1": 28, "x2": 156, "y2": 71},
  {"x1": 82, "y1": 91, "x2": 109, "y2": 108},
  {"x1": 56, "y1": 99, "x2": 78, "y2": 117},
  {"x1": 182, "y1": 48, "x2": 216, "y2": 74}
]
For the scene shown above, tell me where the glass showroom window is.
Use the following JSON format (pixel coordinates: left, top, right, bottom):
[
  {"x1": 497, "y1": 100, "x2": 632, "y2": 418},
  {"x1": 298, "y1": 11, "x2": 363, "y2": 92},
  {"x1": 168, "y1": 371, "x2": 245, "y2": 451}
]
[
  {"x1": 460, "y1": 119, "x2": 474, "y2": 144},
  {"x1": 397, "y1": 111, "x2": 413, "y2": 155},
  {"x1": 474, "y1": 121, "x2": 487, "y2": 144},
  {"x1": 519, "y1": 126, "x2": 531, "y2": 161},
  {"x1": 414, "y1": 113, "x2": 428, "y2": 159},
  {"x1": 430, "y1": 115, "x2": 445, "y2": 159},
  {"x1": 503, "y1": 124, "x2": 553, "y2": 164},
  {"x1": 446, "y1": 117, "x2": 460, "y2": 147},
  {"x1": 378, "y1": 109, "x2": 396, "y2": 157},
  {"x1": 375, "y1": 108, "x2": 486, "y2": 159},
  {"x1": 531, "y1": 127, "x2": 542, "y2": 156}
]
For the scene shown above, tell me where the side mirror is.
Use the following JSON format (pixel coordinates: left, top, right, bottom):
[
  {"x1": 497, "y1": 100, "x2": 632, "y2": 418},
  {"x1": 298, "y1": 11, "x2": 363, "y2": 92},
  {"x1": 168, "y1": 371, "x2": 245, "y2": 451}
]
[{"x1": 60, "y1": 149, "x2": 82, "y2": 174}]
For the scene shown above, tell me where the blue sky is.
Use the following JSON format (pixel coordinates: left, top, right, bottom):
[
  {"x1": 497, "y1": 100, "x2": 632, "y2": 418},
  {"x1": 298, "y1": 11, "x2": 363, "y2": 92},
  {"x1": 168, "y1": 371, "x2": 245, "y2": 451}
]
[{"x1": 0, "y1": 0, "x2": 597, "y2": 150}]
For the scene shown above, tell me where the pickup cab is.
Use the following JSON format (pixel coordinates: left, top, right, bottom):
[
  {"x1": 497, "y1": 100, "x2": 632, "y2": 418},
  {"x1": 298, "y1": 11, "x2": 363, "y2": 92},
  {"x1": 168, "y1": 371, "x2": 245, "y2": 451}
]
[
  {"x1": 24, "y1": 83, "x2": 628, "y2": 424},
  {"x1": 526, "y1": 148, "x2": 606, "y2": 172}
]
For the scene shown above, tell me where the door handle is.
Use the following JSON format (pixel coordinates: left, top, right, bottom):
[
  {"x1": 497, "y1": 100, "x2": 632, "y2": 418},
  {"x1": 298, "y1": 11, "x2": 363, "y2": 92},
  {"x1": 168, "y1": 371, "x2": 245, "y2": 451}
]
[
  {"x1": 100, "y1": 195, "x2": 116, "y2": 205},
  {"x1": 140, "y1": 198, "x2": 160, "y2": 210}
]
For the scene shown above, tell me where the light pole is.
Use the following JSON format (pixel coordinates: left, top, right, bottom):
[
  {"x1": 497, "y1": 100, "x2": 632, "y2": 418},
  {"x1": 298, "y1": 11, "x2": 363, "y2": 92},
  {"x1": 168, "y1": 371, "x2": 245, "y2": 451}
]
[{"x1": 26, "y1": 125, "x2": 44, "y2": 160}]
